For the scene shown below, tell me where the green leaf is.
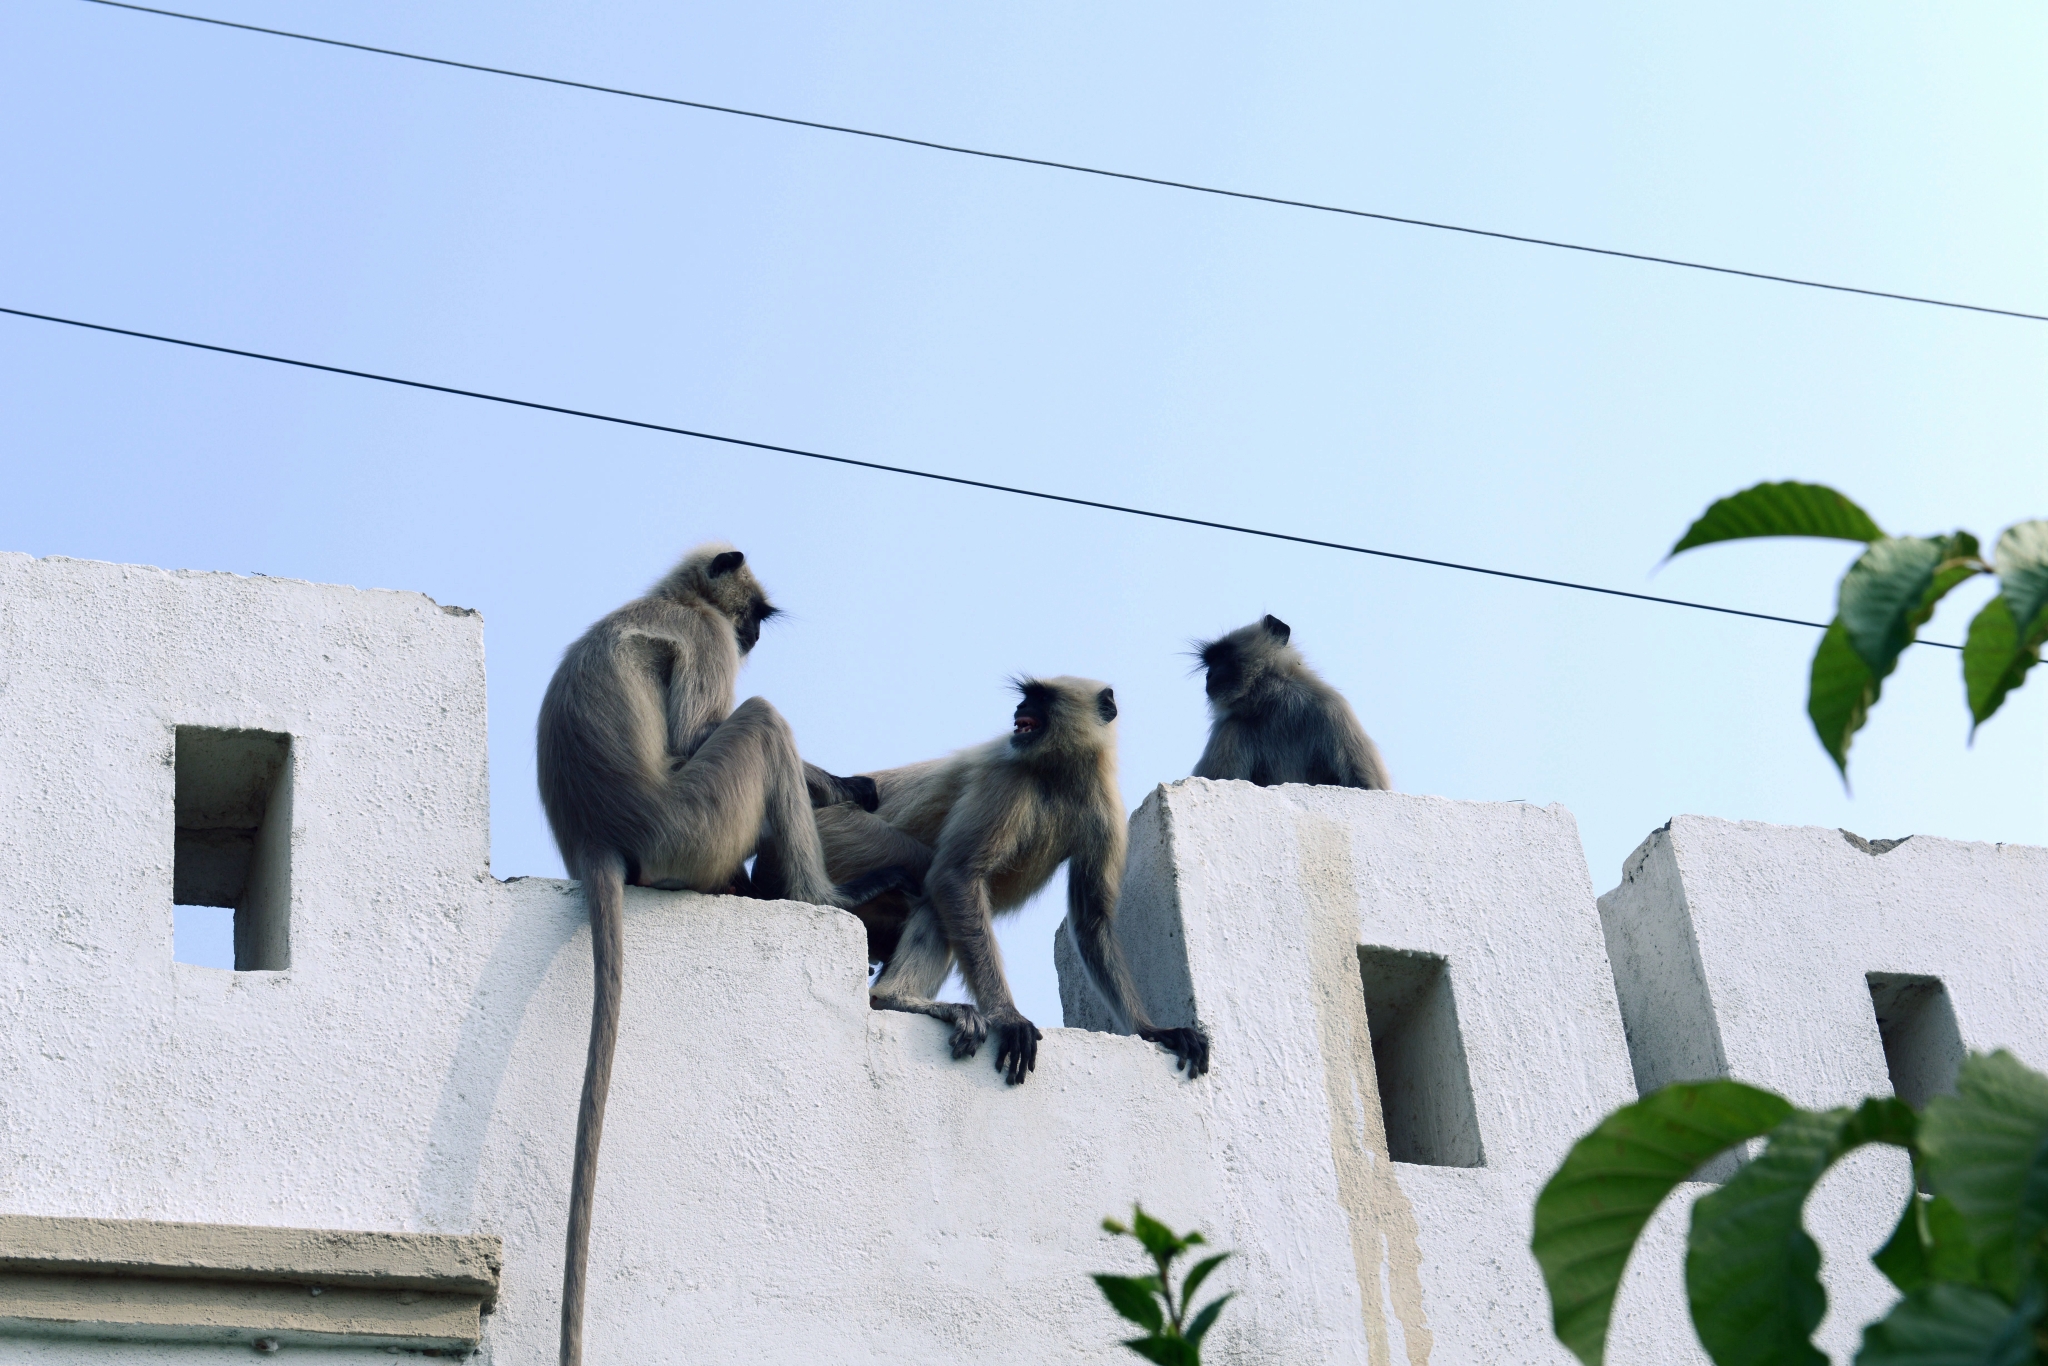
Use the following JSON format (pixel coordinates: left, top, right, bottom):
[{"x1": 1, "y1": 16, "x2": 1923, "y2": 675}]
[
  {"x1": 1809, "y1": 619, "x2": 1880, "y2": 777},
  {"x1": 1121, "y1": 1337, "x2": 1199, "y2": 1366},
  {"x1": 1181, "y1": 1253, "x2": 1230, "y2": 1307},
  {"x1": 1670, "y1": 481, "x2": 1885, "y2": 557},
  {"x1": 1994, "y1": 521, "x2": 2048, "y2": 642},
  {"x1": 1687, "y1": 1097, "x2": 1918, "y2": 1366},
  {"x1": 1925, "y1": 547, "x2": 1989, "y2": 620},
  {"x1": 1803, "y1": 532, "x2": 1983, "y2": 776},
  {"x1": 1918, "y1": 1052, "x2": 2048, "y2": 1298},
  {"x1": 1531, "y1": 1080, "x2": 1795, "y2": 1365},
  {"x1": 1837, "y1": 535, "x2": 1984, "y2": 680},
  {"x1": 1873, "y1": 1189, "x2": 1997, "y2": 1297},
  {"x1": 1186, "y1": 1293, "x2": 1233, "y2": 1345},
  {"x1": 1855, "y1": 1283, "x2": 2041, "y2": 1366},
  {"x1": 1874, "y1": 1193, "x2": 1932, "y2": 1295},
  {"x1": 1129, "y1": 1208, "x2": 1185, "y2": 1263},
  {"x1": 1923, "y1": 1197, "x2": 1993, "y2": 1290},
  {"x1": 1094, "y1": 1275, "x2": 1166, "y2": 1333},
  {"x1": 1962, "y1": 597, "x2": 2042, "y2": 732}
]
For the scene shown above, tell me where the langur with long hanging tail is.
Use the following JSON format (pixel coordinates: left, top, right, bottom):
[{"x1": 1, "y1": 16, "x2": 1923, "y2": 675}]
[
  {"x1": 805, "y1": 676, "x2": 1211, "y2": 1084},
  {"x1": 536, "y1": 543, "x2": 912, "y2": 1366},
  {"x1": 1191, "y1": 615, "x2": 1391, "y2": 790}
]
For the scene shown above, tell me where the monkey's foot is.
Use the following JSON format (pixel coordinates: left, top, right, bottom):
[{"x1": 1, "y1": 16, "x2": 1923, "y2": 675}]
[
  {"x1": 1138, "y1": 1025, "x2": 1211, "y2": 1079},
  {"x1": 943, "y1": 1005, "x2": 989, "y2": 1061},
  {"x1": 869, "y1": 993, "x2": 988, "y2": 1061},
  {"x1": 988, "y1": 1012, "x2": 1042, "y2": 1086}
]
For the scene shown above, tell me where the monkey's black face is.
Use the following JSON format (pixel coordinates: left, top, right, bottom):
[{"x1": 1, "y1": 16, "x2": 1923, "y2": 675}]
[
  {"x1": 1200, "y1": 644, "x2": 1240, "y2": 701},
  {"x1": 735, "y1": 598, "x2": 778, "y2": 654},
  {"x1": 1009, "y1": 677, "x2": 1114, "y2": 750},
  {"x1": 1011, "y1": 693, "x2": 1049, "y2": 744},
  {"x1": 1010, "y1": 679, "x2": 1069, "y2": 746}
]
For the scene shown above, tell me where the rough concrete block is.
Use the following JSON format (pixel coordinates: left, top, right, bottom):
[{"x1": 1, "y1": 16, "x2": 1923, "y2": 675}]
[
  {"x1": 1060, "y1": 779, "x2": 1701, "y2": 1364},
  {"x1": 1598, "y1": 815, "x2": 2048, "y2": 1361},
  {"x1": 1600, "y1": 815, "x2": 2048, "y2": 1109}
]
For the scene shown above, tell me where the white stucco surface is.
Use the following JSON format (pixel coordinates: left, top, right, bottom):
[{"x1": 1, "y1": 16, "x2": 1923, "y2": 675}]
[
  {"x1": 1062, "y1": 780, "x2": 1708, "y2": 1364},
  {"x1": 1599, "y1": 816, "x2": 2048, "y2": 1360},
  {"x1": 4, "y1": 552, "x2": 2045, "y2": 1364},
  {"x1": 0, "y1": 555, "x2": 1224, "y2": 1363}
]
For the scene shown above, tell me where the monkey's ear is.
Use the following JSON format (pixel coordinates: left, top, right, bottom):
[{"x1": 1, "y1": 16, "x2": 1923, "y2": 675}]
[
  {"x1": 1096, "y1": 688, "x2": 1118, "y2": 723},
  {"x1": 1261, "y1": 614, "x2": 1291, "y2": 643},
  {"x1": 709, "y1": 550, "x2": 746, "y2": 577}
]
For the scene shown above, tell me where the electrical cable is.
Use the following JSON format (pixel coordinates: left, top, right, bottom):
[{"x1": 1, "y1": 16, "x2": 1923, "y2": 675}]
[
  {"x1": 0, "y1": 302, "x2": 1965, "y2": 649},
  {"x1": 71, "y1": 0, "x2": 2047, "y2": 326}
]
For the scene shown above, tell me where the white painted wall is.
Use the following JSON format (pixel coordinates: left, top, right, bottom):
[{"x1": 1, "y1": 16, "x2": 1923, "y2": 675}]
[
  {"x1": 1600, "y1": 817, "x2": 2048, "y2": 1361},
  {"x1": 3, "y1": 552, "x2": 2043, "y2": 1364},
  {"x1": 1061, "y1": 780, "x2": 1701, "y2": 1364}
]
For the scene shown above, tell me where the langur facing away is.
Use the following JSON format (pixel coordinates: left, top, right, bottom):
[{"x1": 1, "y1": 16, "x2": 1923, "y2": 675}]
[
  {"x1": 536, "y1": 544, "x2": 910, "y2": 1366},
  {"x1": 1192, "y1": 615, "x2": 1391, "y2": 790},
  {"x1": 807, "y1": 677, "x2": 1211, "y2": 1085}
]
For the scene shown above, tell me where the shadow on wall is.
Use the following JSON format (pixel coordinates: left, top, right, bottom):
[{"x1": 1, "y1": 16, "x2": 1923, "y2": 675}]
[{"x1": 420, "y1": 878, "x2": 585, "y2": 1227}]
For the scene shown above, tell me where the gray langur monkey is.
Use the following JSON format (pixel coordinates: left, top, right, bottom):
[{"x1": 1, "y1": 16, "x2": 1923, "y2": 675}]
[
  {"x1": 1192, "y1": 615, "x2": 1391, "y2": 790},
  {"x1": 536, "y1": 544, "x2": 912, "y2": 1366},
  {"x1": 805, "y1": 677, "x2": 1211, "y2": 1085}
]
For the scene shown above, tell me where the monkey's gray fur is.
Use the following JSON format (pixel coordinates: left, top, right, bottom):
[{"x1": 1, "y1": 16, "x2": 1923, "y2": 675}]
[
  {"x1": 806, "y1": 677, "x2": 1211, "y2": 1085},
  {"x1": 1192, "y1": 615, "x2": 1390, "y2": 790},
  {"x1": 536, "y1": 544, "x2": 907, "y2": 1366}
]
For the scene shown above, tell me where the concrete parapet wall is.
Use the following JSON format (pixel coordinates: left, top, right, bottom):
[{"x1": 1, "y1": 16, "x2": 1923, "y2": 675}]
[
  {"x1": 1062, "y1": 780, "x2": 1696, "y2": 1363},
  {"x1": 4, "y1": 552, "x2": 2045, "y2": 1363},
  {"x1": 1597, "y1": 816, "x2": 2048, "y2": 1361}
]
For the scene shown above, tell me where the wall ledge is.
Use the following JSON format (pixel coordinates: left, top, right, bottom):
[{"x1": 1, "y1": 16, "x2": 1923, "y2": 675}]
[{"x1": 0, "y1": 1216, "x2": 500, "y2": 1350}]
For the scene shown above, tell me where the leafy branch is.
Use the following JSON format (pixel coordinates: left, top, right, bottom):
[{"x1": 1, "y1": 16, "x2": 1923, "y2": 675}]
[
  {"x1": 1532, "y1": 1051, "x2": 2048, "y2": 1365},
  {"x1": 1094, "y1": 1207, "x2": 1234, "y2": 1365},
  {"x1": 1668, "y1": 481, "x2": 2047, "y2": 777}
]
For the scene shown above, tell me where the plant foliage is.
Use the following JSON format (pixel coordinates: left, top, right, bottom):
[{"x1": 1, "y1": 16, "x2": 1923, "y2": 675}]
[
  {"x1": 1094, "y1": 1207, "x2": 1233, "y2": 1366},
  {"x1": 1532, "y1": 1052, "x2": 2048, "y2": 1365},
  {"x1": 1684, "y1": 1099, "x2": 1916, "y2": 1366},
  {"x1": 1669, "y1": 481, "x2": 1886, "y2": 554},
  {"x1": 1667, "y1": 482, "x2": 2046, "y2": 775},
  {"x1": 1532, "y1": 1081, "x2": 1793, "y2": 1362}
]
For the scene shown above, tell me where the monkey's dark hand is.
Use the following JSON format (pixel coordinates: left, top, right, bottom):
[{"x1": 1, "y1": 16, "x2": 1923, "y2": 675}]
[
  {"x1": 1139, "y1": 1025, "x2": 1211, "y2": 1079},
  {"x1": 841, "y1": 775, "x2": 881, "y2": 812},
  {"x1": 988, "y1": 1010, "x2": 1041, "y2": 1086}
]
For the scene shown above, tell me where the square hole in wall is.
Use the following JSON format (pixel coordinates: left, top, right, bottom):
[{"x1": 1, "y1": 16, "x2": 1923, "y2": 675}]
[
  {"x1": 173, "y1": 727, "x2": 292, "y2": 971},
  {"x1": 1868, "y1": 973, "x2": 1964, "y2": 1108},
  {"x1": 1357, "y1": 946, "x2": 1484, "y2": 1168}
]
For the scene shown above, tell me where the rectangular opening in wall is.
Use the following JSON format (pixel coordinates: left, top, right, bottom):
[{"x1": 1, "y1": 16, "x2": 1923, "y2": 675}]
[
  {"x1": 173, "y1": 726, "x2": 292, "y2": 971},
  {"x1": 1357, "y1": 946, "x2": 1483, "y2": 1168},
  {"x1": 1868, "y1": 973, "x2": 1964, "y2": 1108}
]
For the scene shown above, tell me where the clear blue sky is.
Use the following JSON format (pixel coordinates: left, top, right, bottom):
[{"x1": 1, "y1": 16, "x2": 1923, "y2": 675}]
[{"x1": 5, "y1": 0, "x2": 2043, "y2": 1023}]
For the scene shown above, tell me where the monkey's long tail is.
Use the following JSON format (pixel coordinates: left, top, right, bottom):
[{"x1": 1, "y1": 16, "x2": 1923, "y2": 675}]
[{"x1": 561, "y1": 848, "x2": 625, "y2": 1366}]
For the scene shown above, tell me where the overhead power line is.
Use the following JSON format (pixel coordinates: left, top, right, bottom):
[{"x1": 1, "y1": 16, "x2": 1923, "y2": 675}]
[
  {"x1": 0, "y1": 303, "x2": 1964, "y2": 650},
  {"x1": 75, "y1": 0, "x2": 2046, "y2": 326}
]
